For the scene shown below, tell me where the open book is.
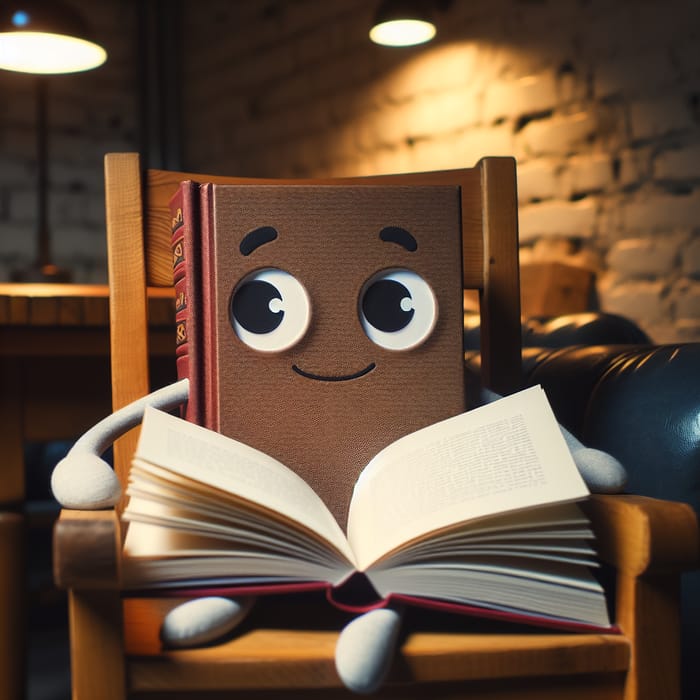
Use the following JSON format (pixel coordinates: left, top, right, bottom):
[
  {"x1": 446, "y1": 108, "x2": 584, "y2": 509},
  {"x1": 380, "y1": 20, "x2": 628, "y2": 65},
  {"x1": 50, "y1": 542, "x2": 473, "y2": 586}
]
[{"x1": 122, "y1": 386, "x2": 612, "y2": 631}]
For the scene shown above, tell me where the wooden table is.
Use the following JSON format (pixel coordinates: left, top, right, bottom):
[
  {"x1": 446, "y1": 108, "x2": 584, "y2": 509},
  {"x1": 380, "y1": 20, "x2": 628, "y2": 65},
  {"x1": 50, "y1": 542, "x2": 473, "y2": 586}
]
[
  {"x1": 0, "y1": 283, "x2": 176, "y2": 503},
  {"x1": 0, "y1": 283, "x2": 175, "y2": 700}
]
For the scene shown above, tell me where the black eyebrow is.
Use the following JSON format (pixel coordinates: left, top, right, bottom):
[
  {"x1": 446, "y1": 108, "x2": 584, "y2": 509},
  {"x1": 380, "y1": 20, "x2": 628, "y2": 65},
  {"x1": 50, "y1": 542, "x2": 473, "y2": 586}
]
[
  {"x1": 240, "y1": 226, "x2": 278, "y2": 256},
  {"x1": 379, "y1": 226, "x2": 417, "y2": 252}
]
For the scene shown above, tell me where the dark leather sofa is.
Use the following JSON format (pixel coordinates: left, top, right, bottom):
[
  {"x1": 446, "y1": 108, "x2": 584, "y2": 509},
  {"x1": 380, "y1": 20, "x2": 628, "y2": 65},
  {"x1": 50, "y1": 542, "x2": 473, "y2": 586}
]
[{"x1": 465, "y1": 311, "x2": 700, "y2": 700}]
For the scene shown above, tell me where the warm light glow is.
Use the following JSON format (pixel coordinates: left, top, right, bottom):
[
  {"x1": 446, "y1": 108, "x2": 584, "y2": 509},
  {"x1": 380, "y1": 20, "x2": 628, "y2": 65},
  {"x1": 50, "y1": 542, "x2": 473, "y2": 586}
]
[
  {"x1": 0, "y1": 31, "x2": 106, "y2": 73},
  {"x1": 370, "y1": 19, "x2": 436, "y2": 47}
]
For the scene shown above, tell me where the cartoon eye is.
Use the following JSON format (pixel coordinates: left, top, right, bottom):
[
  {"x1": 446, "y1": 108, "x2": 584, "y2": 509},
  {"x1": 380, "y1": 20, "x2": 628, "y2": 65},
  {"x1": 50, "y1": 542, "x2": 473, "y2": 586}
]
[
  {"x1": 359, "y1": 269, "x2": 437, "y2": 350},
  {"x1": 230, "y1": 268, "x2": 311, "y2": 352}
]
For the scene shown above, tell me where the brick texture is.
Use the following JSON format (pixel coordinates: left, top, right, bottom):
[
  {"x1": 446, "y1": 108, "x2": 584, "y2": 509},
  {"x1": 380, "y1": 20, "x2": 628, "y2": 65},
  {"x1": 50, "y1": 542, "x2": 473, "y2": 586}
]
[
  {"x1": 178, "y1": 0, "x2": 700, "y2": 341},
  {"x1": 0, "y1": 0, "x2": 138, "y2": 283},
  {"x1": 1, "y1": 0, "x2": 699, "y2": 342}
]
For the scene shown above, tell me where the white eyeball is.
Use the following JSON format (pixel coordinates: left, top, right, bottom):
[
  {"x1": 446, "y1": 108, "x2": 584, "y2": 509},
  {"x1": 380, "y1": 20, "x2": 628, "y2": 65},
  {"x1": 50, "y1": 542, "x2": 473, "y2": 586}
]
[
  {"x1": 359, "y1": 269, "x2": 437, "y2": 350},
  {"x1": 229, "y1": 268, "x2": 311, "y2": 352}
]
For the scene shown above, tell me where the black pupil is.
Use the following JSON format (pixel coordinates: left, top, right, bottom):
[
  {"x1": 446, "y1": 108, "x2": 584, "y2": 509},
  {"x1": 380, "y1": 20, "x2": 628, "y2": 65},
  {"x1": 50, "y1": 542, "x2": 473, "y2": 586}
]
[
  {"x1": 362, "y1": 279, "x2": 413, "y2": 333},
  {"x1": 230, "y1": 280, "x2": 283, "y2": 334}
]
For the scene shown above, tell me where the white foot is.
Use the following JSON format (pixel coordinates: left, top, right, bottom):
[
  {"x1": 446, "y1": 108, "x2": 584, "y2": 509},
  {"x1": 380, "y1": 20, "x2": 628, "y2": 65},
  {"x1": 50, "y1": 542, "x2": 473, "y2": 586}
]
[
  {"x1": 335, "y1": 608, "x2": 402, "y2": 694},
  {"x1": 160, "y1": 596, "x2": 255, "y2": 648}
]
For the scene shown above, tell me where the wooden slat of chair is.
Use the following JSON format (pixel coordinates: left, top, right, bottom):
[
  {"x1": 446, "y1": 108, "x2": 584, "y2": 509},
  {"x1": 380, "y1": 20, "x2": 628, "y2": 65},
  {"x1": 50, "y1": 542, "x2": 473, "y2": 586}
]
[
  {"x1": 124, "y1": 623, "x2": 628, "y2": 693},
  {"x1": 54, "y1": 152, "x2": 699, "y2": 700}
]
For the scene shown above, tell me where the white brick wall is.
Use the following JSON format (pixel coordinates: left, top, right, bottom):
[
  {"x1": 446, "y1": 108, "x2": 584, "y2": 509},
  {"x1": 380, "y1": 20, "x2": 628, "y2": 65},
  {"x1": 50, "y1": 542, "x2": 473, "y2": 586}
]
[
  {"x1": 682, "y1": 237, "x2": 700, "y2": 277},
  {"x1": 607, "y1": 237, "x2": 681, "y2": 279},
  {"x1": 179, "y1": 0, "x2": 700, "y2": 343},
  {"x1": 2, "y1": 0, "x2": 698, "y2": 342},
  {"x1": 562, "y1": 154, "x2": 614, "y2": 197},
  {"x1": 655, "y1": 145, "x2": 700, "y2": 181},
  {"x1": 621, "y1": 192, "x2": 700, "y2": 232},
  {"x1": 0, "y1": 0, "x2": 138, "y2": 283},
  {"x1": 628, "y1": 96, "x2": 695, "y2": 141},
  {"x1": 483, "y1": 73, "x2": 558, "y2": 124},
  {"x1": 519, "y1": 200, "x2": 597, "y2": 242},
  {"x1": 519, "y1": 111, "x2": 599, "y2": 157},
  {"x1": 517, "y1": 159, "x2": 560, "y2": 202}
]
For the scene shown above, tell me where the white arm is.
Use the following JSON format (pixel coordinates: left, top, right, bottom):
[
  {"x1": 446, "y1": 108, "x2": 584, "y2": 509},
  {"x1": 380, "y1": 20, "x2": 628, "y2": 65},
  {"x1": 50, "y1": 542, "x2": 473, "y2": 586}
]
[
  {"x1": 480, "y1": 387, "x2": 627, "y2": 493},
  {"x1": 51, "y1": 379, "x2": 190, "y2": 509}
]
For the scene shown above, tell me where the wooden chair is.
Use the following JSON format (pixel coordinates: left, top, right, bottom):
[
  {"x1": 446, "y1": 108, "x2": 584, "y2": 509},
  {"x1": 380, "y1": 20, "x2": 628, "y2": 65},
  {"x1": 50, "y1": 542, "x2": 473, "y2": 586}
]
[{"x1": 53, "y1": 152, "x2": 698, "y2": 700}]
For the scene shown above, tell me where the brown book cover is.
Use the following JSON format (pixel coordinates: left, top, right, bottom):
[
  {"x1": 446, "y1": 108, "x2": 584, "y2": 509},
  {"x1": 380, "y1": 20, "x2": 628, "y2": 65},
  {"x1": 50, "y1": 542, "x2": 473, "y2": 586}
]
[{"x1": 201, "y1": 185, "x2": 466, "y2": 528}]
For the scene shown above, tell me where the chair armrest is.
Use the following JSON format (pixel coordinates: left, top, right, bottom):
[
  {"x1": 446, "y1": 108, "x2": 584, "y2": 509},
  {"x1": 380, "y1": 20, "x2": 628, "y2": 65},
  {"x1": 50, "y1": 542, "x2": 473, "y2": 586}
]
[
  {"x1": 53, "y1": 508, "x2": 122, "y2": 590},
  {"x1": 584, "y1": 494, "x2": 699, "y2": 576}
]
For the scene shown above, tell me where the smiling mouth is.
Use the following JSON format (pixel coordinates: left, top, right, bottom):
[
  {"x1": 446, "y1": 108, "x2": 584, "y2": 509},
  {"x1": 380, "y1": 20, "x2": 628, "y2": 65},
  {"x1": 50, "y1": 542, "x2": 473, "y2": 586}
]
[{"x1": 292, "y1": 363, "x2": 376, "y2": 382}]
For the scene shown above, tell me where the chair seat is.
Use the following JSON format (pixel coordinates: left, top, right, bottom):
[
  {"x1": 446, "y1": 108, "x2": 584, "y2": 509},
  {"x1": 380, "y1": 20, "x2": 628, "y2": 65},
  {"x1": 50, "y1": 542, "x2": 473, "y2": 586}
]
[{"x1": 123, "y1": 597, "x2": 629, "y2": 693}]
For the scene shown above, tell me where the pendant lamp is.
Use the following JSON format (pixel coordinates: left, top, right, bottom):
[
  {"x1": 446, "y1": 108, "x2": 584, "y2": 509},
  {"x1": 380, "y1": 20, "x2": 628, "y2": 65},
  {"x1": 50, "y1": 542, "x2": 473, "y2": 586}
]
[
  {"x1": 370, "y1": 0, "x2": 451, "y2": 47},
  {"x1": 0, "y1": 2, "x2": 106, "y2": 74},
  {"x1": 0, "y1": 2, "x2": 107, "y2": 282}
]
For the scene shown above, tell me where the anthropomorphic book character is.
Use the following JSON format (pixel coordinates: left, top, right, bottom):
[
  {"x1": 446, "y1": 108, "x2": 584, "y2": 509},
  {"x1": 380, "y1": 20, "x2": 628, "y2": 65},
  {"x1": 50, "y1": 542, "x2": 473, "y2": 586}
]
[{"x1": 52, "y1": 184, "x2": 626, "y2": 694}]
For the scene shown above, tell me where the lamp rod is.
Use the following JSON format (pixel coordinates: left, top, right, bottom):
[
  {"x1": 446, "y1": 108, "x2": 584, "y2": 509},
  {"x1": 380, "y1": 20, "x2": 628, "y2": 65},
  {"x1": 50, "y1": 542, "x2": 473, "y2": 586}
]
[{"x1": 36, "y1": 76, "x2": 50, "y2": 269}]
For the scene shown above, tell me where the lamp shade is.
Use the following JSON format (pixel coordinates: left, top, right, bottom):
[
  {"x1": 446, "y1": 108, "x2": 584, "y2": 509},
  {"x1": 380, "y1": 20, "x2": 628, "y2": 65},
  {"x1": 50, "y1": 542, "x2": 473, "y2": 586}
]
[
  {"x1": 369, "y1": 0, "x2": 437, "y2": 47},
  {"x1": 0, "y1": 2, "x2": 106, "y2": 74}
]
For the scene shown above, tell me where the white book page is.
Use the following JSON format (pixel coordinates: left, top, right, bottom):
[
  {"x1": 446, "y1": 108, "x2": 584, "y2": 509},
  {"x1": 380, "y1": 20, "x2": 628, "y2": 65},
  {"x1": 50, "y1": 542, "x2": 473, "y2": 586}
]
[
  {"x1": 366, "y1": 564, "x2": 610, "y2": 628},
  {"x1": 347, "y1": 386, "x2": 589, "y2": 571},
  {"x1": 134, "y1": 407, "x2": 355, "y2": 564},
  {"x1": 123, "y1": 492, "x2": 353, "y2": 572}
]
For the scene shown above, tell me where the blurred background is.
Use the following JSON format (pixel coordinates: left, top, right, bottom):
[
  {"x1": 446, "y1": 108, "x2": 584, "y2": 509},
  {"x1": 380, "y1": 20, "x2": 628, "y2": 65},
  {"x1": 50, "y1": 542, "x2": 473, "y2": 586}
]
[{"x1": 0, "y1": 0, "x2": 698, "y2": 342}]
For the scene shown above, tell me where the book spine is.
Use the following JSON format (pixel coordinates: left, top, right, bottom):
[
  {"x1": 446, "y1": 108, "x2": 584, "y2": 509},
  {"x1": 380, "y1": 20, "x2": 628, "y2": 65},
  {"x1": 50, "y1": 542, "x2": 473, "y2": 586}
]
[
  {"x1": 198, "y1": 183, "x2": 219, "y2": 432},
  {"x1": 169, "y1": 182, "x2": 202, "y2": 425}
]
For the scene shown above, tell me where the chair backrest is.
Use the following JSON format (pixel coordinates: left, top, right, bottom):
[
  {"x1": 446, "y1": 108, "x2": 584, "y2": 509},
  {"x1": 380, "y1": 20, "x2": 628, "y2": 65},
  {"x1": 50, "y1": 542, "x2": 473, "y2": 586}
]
[{"x1": 104, "y1": 152, "x2": 522, "y2": 508}]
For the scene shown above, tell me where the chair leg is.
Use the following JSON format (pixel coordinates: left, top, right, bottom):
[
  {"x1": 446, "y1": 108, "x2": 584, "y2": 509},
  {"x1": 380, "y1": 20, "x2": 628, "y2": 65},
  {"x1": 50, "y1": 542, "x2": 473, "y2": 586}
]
[
  {"x1": 617, "y1": 572, "x2": 682, "y2": 700},
  {"x1": 69, "y1": 589, "x2": 126, "y2": 700},
  {"x1": 0, "y1": 512, "x2": 24, "y2": 700}
]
